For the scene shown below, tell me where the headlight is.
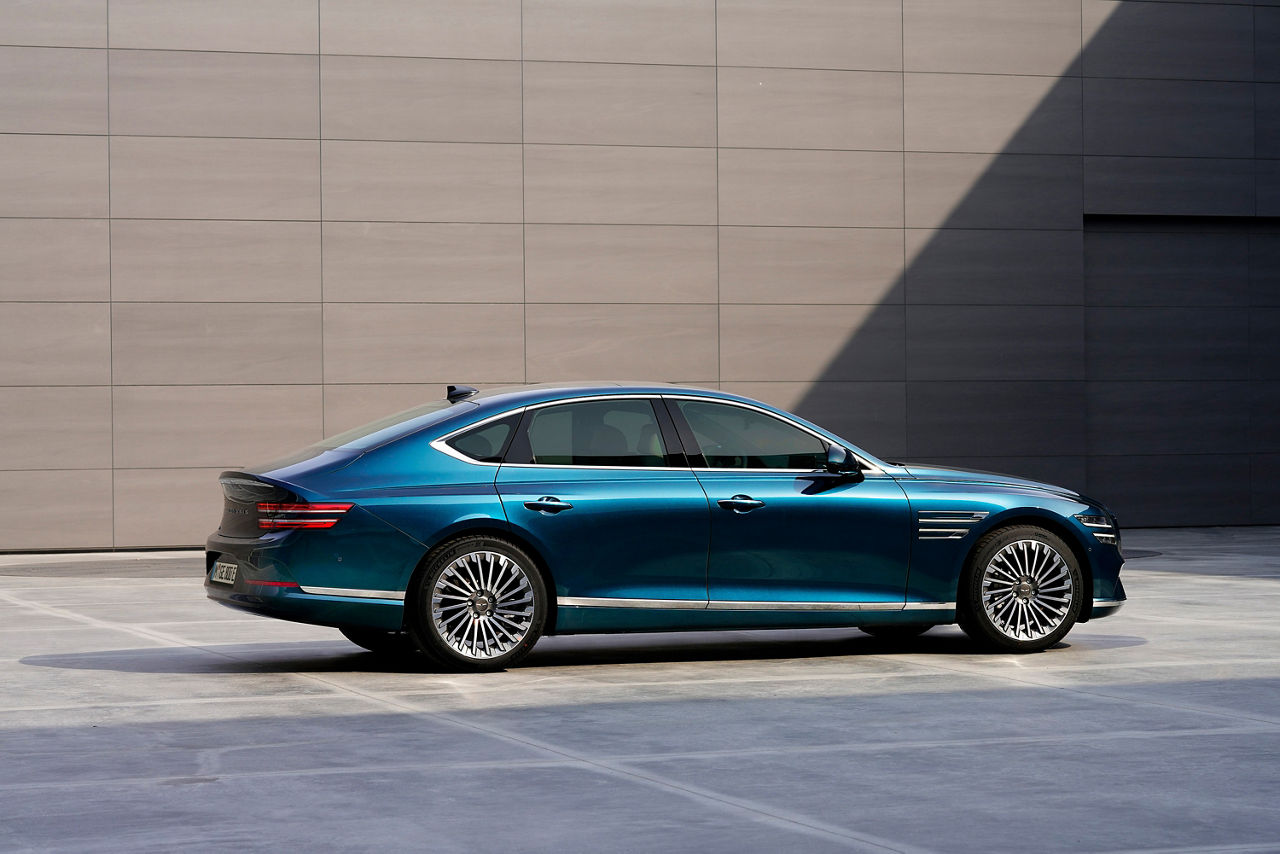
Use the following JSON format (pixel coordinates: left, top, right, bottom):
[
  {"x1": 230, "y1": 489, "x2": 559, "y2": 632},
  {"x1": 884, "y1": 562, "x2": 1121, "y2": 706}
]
[{"x1": 1074, "y1": 513, "x2": 1118, "y2": 546}]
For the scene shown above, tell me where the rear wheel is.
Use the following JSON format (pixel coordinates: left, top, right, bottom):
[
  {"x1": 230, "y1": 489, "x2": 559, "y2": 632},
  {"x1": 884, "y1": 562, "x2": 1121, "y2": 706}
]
[
  {"x1": 408, "y1": 536, "x2": 547, "y2": 672},
  {"x1": 958, "y1": 525, "x2": 1082, "y2": 652},
  {"x1": 339, "y1": 627, "x2": 416, "y2": 656},
  {"x1": 859, "y1": 624, "x2": 932, "y2": 640}
]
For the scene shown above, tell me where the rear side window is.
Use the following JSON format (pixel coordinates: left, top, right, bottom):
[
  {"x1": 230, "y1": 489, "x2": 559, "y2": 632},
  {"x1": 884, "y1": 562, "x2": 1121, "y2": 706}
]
[
  {"x1": 674, "y1": 400, "x2": 826, "y2": 470},
  {"x1": 446, "y1": 414, "x2": 519, "y2": 462},
  {"x1": 510, "y1": 399, "x2": 670, "y2": 467}
]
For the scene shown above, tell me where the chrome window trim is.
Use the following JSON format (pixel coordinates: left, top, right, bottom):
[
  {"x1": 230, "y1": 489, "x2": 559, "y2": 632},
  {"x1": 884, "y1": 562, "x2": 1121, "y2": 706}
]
[
  {"x1": 431, "y1": 407, "x2": 529, "y2": 466},
  {"x1": 662, "y1": 394, "x2": 884, "y2": 476},
  {"x1": 430, "y1": 391, "x2": 884, "y2": 475},
  {"x1": 299, "y1": 585, "x2": 406, "y2": 601},
  {"x1": 557, "y1": 596, "x2": 957, "y2": 612},
  {"x1": 432, "y1": 394, "x2": 686, "y2": 470}
]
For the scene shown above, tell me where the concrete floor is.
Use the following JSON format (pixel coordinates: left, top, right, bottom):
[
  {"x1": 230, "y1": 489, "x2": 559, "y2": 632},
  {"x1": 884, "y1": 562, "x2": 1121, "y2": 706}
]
[{"x1": 1, "y1": 528, "x2": 1278, "y2": 854}]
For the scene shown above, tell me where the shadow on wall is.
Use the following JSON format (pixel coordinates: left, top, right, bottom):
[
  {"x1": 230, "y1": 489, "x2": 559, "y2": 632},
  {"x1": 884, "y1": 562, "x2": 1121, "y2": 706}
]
[{"x1": 792, "y1": 1, "x2": 1279, "y2": 527}]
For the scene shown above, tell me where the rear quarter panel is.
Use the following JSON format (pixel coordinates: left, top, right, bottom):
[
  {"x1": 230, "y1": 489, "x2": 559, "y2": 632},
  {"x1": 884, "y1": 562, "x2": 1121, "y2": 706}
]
[{"x1": 298, "y1": 432, "x2": 507, "y2": 593}]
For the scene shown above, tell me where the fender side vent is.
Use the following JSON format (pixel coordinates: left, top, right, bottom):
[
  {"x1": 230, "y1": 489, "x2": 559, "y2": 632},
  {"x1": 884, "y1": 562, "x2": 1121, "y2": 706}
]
[{"x1": 918, "y1": 510, "x2": 989, "y2": 540}]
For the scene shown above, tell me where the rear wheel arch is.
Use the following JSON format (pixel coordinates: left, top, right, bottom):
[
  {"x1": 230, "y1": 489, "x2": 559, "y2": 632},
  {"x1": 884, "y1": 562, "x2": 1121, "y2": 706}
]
[{"x1": 406, "y1": 525, "x2": 560, "y2": 636}]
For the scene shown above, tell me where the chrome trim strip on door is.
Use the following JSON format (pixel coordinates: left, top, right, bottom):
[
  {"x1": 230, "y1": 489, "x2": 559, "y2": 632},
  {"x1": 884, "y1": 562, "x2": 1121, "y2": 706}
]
[
  {"x1": 558, "y1": 596, "x2": 708, "y2": 609},
  {"x1": 298, "y1": 586, "x2": 406, "y2": 601},
  {"x1": 902, "y1": 601, "x2": 956, "y2": 610}
]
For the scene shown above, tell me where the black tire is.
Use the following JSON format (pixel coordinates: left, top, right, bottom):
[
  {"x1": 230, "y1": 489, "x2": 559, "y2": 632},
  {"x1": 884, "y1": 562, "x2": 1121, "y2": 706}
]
[
  {"x1": 958, "y1": 525, "x2": 1083, "y2": 652},
  {"x1": 859, "y1": 624, "x2": 933, "y2": 640},
  {"x1": 339, "y1": 627, "x2": 417, "y2": 656},
  {"x1": 407, "y1": 535, "x2": 547, "y2": 672}
]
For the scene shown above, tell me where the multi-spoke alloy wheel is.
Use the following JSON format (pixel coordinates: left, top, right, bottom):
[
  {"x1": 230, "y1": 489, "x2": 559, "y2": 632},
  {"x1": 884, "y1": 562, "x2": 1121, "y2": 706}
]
[
  {"x1": 959, "y1": 526, "x2": 1083, "y2": 652},
  {"x1": 410, "y1": 536, "x2": 546, "y2": 671},
  {"x1": 981, "y1": 540, "x2": 1073, "y2": 641}
]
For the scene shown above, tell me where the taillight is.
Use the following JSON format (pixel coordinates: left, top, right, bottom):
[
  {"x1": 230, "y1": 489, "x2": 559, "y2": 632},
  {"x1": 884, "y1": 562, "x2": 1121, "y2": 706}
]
[{"x1": 257, "y1": 502, "x2": 353, "y2": 530}]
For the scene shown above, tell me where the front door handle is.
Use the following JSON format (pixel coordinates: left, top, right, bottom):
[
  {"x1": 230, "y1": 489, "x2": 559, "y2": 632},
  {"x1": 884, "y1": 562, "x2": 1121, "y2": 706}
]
[
  {"x1": 717, "y1": 494, "x2": 765, "y2": 514},
  {"x1": 525, "y1": 496, "x2": 573, "y2": 514}
]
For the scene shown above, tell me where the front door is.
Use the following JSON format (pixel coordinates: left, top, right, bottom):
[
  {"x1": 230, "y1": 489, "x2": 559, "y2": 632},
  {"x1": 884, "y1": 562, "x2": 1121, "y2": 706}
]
[
  {"x1": 668, "y1": 397, "x2": 911, "y2": 606},
  {"x1": 496, "y1": 397, "x2": 709, "y2": 604}
]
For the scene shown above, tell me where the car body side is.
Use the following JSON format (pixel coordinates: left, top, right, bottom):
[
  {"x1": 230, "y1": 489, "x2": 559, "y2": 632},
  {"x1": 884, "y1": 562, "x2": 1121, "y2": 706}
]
[{"x1": 205, "y1": 384, "x2": 1124, "y2": 637}]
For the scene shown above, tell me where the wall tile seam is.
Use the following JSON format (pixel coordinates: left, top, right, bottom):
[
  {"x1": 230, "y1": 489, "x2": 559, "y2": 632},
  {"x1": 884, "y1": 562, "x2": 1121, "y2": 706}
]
[{"x1": 12, "y1": 135, "x2": 1272, "y2": 162}]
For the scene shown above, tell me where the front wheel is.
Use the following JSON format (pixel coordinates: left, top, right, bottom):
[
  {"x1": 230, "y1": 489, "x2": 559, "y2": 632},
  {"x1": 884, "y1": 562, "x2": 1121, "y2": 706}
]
[
  {"x1": 408, "y1": 536, "x2": 547, "y2": 672},
  {"x1": 958, "y1": 526, "x2": 1083, "y2": 652}
]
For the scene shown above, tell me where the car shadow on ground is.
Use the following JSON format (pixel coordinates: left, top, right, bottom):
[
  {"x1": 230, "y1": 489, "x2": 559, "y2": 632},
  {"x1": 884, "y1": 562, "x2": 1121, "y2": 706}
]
[{"x1": 17, "y1": 629, "x2": 1146, "y2": 675}]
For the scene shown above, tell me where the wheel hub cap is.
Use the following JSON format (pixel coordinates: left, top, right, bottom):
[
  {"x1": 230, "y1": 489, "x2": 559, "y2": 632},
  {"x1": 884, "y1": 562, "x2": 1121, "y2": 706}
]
[
  {"x1": 980, "y1": 540, "x2": 1074, "y2": 642},
  {"x1": 431, "y1": 551, "x2": 535, "y2": 660}
]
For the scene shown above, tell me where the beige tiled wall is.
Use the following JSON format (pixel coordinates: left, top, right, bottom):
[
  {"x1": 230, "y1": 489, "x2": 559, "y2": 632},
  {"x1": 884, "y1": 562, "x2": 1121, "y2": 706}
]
[{"x1": 0, "y1": 0, "x2": 1275, "y2": 548}]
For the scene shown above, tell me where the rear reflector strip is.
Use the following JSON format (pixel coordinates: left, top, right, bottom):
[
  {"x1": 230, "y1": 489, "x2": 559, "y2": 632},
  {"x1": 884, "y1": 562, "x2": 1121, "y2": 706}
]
[
  {"x1": 244, "y1": 579, "x2": 300, "y2": 588},
  {"x1": 257, "y1": 502, "x2": 353, "y2": 531}
]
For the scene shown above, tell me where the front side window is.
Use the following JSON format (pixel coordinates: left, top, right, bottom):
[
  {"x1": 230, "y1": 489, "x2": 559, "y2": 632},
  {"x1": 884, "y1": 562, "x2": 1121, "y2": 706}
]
[
  {"x1": 516, "y1": 399, "x2": 669, "y2": 467},
  {"x1": 674, "y1": 400, "x2": 826, "y2": 470}
]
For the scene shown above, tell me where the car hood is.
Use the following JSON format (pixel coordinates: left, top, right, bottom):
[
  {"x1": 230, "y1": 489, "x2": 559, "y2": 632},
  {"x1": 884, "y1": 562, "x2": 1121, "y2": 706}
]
[{"x1": 894, "y1": 463, "x2": 1083, "y2": 500}]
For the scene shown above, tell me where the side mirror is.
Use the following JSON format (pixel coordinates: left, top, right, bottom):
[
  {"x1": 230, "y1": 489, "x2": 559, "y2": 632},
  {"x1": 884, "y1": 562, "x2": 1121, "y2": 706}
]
[{"x1": 824, "y1": 444, "x2": 863, "y2": 479}]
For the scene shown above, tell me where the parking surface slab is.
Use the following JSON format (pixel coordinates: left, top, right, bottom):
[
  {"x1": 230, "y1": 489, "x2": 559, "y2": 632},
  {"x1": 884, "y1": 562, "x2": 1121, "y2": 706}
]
[{"x1": 1, "y1": 528, "x2": 1278, "y2": 853}]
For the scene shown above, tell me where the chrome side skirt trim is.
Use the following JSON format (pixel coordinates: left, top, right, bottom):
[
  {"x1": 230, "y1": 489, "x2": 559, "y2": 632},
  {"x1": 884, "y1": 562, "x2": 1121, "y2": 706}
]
[
  {"x1": 299, "y1": 586, "x2": 406, "y2": 601},
  {"x1": 558, "y1": 596, "x2": 707, "y2": 610},
  {"x1": 708, "y1": 600, "x2": 901, "y2": 612},
  {"x1": 558, "y1": 597, "x2": 958, "y2": 612},
  {"x1": 1092, "y1": 598, "x2": 1124, "y2": 607}
]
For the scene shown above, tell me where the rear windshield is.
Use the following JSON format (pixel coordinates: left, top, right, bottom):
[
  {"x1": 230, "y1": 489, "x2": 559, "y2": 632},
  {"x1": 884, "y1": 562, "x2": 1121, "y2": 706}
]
[
  {"x1": 248, "y1": 400, "x2": 468, "y2": 473},
  {"x1": 315, "y1": 400, "x2": 464, "y2": 451}
]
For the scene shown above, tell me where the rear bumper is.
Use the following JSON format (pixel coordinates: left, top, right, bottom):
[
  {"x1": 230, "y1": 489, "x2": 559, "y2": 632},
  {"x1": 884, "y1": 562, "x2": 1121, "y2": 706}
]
[{"x1": 204, "y1": 532, "x2": 404, "y2": 631}]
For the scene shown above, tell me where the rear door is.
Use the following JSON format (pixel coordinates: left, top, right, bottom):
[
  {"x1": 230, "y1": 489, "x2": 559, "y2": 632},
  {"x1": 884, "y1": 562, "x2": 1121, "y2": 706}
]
[
  {"x1": 496, "y1": 396, "x2": 710, "y2": 605},
  {"x1": 668, "y1": 396, "x2": 911, "y2": 607}
]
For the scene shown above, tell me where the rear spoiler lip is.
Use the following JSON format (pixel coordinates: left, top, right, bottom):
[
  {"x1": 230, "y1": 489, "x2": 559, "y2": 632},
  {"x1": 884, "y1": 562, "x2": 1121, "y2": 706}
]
[{"x1": 217, "y1": 469, "x2": 327, "y2": 503}]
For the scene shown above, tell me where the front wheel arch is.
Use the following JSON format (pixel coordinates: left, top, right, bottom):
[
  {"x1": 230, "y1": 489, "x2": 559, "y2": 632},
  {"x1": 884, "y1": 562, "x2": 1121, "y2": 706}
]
[{"x1": 960, "y1": 514, "x2": 1093, "y2": 621}]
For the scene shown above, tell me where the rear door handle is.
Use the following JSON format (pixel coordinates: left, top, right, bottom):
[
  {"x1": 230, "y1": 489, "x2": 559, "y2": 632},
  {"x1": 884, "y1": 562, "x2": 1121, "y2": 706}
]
[
  {"x1": 717, "y1": 494, "x2": 765, "y2": 514},
  {"x1": 524, "y1": 496, "x2": 573, "y2": 514}
]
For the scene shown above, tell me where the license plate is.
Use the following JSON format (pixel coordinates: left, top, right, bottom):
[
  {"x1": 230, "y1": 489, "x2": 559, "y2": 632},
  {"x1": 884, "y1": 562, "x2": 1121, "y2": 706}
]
[{"x1": 211, "y1": 560, "x2": 238, "y2": 585}]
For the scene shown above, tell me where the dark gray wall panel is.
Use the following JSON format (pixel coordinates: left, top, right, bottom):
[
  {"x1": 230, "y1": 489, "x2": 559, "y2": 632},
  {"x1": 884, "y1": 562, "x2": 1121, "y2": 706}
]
[
  {"x1": 906, "y1": 153, "x2": 1082, "y2": 230},
  {"x1": 1259, "y1": 160, "x2": 1280, "y2": 216},
  {"x1": 1252, "y1": 309, "x2": 1280, "y2": 380},
  {"x1": 1084, "y1": 78, "x2": 1254, "y2": 158},
  {"x1": 1253, "y1": 383, "x2": 1280, "y2": 453},
  {"x1": 1259, "y1": 84, "x2": 1280, "y2": 159},
  {"x1": 906, "y1": 381, "x2": 1086, "y2": 457},
  {"x1": 1253, "y1": 232, "x2": 1280, "y2": 306},
  {"x1": 907, "y1": 306, "x2": 1084, "y2": 381},
  {"x1": 1086, "y1": 454, "x2": 1250, "y2": 527},
  {"x1": 1260, "y1": 8, "x2": 1280, "y2": 82},
  {"x1": 1084, "y1": 230, "x2": 1250, "y2": 307},
  {"x1": 1254, "y1": 454, "x2": 1280, "y2": 523},
  {"x1": 1084, "y1": 157, "x2": 1255, "y2": 216},
  {"x1": 905, "y1": 229, "x2": 1083, "y2": 305},
  {"x1": 1087, "y1": 381, "x2": 1251, "y2": 456},
  {"x1": 1086, "y1": 307, "x2": 1251, "y2": 381},
  {"x1": 1083, "y1": 1, "x2": 1253, "y2": 81}
]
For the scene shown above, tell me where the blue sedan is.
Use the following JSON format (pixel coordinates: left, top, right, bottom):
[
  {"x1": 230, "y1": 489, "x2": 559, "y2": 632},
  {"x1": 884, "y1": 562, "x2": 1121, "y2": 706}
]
[{"x1": 205, "y1": 383, "x2": 1125, "y2": 670}]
